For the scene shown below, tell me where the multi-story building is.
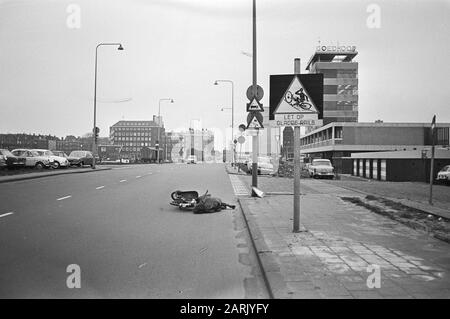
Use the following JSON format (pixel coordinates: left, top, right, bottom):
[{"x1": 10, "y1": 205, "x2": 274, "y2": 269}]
[
  {"x1": 306, "y1": 45, "x2": 358, "y2": 124},
  {"x1": 109, "y1": 117, "x2": 165, "y2": 161},
  {"x1": 300, "y1": 122, "x2": 450, "y2": 173}
]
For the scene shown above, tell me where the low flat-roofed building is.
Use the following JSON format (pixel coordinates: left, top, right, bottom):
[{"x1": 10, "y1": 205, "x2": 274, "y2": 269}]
[
  {"x1": 300, "y1": 122, "x2": 450, "y2": 174},
  {"x1": 350, "y1": 148, "x2": 450, "y2": 182}
]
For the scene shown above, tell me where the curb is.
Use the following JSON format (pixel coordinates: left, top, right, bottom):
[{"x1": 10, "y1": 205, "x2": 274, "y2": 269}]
[
  {"x1": 0, "y1": 167, "x2": 112, "y2": 184},
  {"x1": 238, "y1": 197, "x2": 289, "y2": 299}
]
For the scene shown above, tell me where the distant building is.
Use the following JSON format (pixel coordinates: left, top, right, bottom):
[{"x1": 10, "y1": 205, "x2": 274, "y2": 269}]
[
  {"x1": 109, "y1": 118, "x2": 164, "y2": 162},
  {"x1": 166, "y1": 129, "x2": 215, "y2": 163},
  {"x1": 0, "y1": 133, "x2": 59, "y2": 150}
]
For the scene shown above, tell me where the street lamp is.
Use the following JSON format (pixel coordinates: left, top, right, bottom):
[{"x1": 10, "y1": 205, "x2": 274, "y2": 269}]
[
  {"x1": 214, "y1": 80, "x2": 234, "y2": 165},
  {"x1": 92, "y1": 42, "x2": 124, "y2": 169},
  {"x1": 157, "y1": 98, "x2": 174, "y2": 164}
]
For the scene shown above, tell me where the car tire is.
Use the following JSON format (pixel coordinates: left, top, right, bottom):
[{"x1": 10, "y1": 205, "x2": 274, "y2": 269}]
[
  {"x1": 35, "y1": 162, "x2": 45, "y2": 170},
  {"x1": 52, "y1": 161, "x2": 60, "y2": 169}
]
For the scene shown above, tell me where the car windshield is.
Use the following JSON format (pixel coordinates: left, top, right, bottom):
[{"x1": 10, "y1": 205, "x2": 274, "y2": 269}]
[
  {"x1": 313, "y1": 160, "x2": 331, "y2": 166},
  {"x1": 258, "y1": 157, "x2": 271, "y2": 164},
  {"x1": 70, "y1": 151, "x2": 85, "y2": 157},
  {"x1": 443, "y1": 166, "x2": 450, "y2": 172},
  {"x1": 1, "y1": 150, "x2": 13, "y2": 156}
]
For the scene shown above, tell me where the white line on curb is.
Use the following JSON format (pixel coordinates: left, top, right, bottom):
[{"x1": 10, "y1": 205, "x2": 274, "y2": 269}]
[
  {"x1": 57, "y1": 195, "x2": 72, "y2": 201},
  {"x1": 0, "y1": 212, "x2": 14, "y2": 218},
  {"x1": 96, "y1": 186, "x2": 105, "y2": 190}
]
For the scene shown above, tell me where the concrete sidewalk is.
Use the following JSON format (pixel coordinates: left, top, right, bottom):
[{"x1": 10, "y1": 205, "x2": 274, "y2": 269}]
[
  {"x1": 238, "y1": 178, "x2": 450, "y2": 299},
  {"x1": 0, "y1": 167, "x2": 111, "y2": 183}
]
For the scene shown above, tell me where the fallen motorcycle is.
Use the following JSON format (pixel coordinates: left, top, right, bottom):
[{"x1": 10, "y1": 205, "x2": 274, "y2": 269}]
[{"x1": 170, "y1": 190, "x2": 236, "y2": 213}]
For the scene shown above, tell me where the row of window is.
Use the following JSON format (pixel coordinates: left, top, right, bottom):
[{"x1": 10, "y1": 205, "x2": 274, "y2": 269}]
[
  {"x1": 117, "y1": 142, "x2": 151, "y2": 147},
  {"x1": 319, "y1": 69, "x2": 358, "y2": 79},
  {"x1": 116, "y1": 122, "x2": 152, "y2": 127},
  {"x1": 115, "y1": 137, "x2": 152, "y2": 142},
  {"x1": 115, "y1": 132, "x2": 153, "y2": 137},
  {"x1": 113, "y1": 127, "x2": 156, "y2": 132}
]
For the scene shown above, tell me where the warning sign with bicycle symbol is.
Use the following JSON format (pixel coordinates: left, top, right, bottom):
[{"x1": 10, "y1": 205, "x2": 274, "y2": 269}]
[
  {"x1": 275, "y1": 76, "x2": 318, "y2": 114},
  {"x1": 270, "y1": 74, "x2": 323, "y2": 127}
]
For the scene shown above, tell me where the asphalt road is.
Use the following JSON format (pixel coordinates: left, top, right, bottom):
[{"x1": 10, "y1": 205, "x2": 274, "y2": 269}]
[{"x1": 0, "y1": 163, "x2": 267, "y2": 298}]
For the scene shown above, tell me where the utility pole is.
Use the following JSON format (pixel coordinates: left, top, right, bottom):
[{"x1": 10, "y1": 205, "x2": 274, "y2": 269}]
[
  {"x1": 429, "y1": 115, "x2": 436, "y2": 205},
  {"x1": 293, "y1": 58, "x2": 301, "y2": 232},
  {"x1": 251, "y1": 0, "x2": 259, "y2": 193}
]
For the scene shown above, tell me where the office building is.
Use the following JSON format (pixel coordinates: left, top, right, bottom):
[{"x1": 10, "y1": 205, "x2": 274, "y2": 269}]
[{"x1": 306, "y1": 45, "x2": 358, "y2": 124}]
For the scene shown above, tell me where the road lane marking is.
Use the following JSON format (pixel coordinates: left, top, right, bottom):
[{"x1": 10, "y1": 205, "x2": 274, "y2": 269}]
[
  {"x1": 57, "y1": 195, "x2": 72, "y2": 201},
  {"x1": 119, "y1": 179, "x2": 127, "y2": 183},
  {"x1": 0, "y1": 212, "x2": 14, "y2": 218},
  {"x1": 96, "y1": 186, "x2": 105, "y2": 190},
  {"x1": 136, "y1": 176, "x2": 142, "y2": 179}
]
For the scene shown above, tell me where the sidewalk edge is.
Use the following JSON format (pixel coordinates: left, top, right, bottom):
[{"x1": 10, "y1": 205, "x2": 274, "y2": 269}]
[
  {"x1": 237, "y1": 197, "x2": 289, "y2": 299},
  {"x1": 0, "y1": 167, "x2": 112, "y2": 184}
]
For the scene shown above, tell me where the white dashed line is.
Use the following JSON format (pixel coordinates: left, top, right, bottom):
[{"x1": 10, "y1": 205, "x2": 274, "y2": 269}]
[
  {"x1": 57, "y1": 195, "x2": 72, "y2": 201},
  {"x1": 96, "y1": 186, "x2": 105, "y2": 190},
  {"x1": 119, "y1": 180, "x2": 127, "y2": 183},
  {"x1": 0, "y1": 212, "x2": 14, "y2": 218},
  {"x1": 136, "y1": 176, "x2": 142, "y2": 179}
]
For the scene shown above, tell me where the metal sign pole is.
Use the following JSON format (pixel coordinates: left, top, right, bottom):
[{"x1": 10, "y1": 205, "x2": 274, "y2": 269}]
[
  {"x1": 251, "y1": 0, "x2": 258, "y2": 193},
  {"x1": 293, "y1": 58, "x2": 301, "y2": 232},
  {"x1": 429, "y1": 115, "x2": 436, "y2": 205}
]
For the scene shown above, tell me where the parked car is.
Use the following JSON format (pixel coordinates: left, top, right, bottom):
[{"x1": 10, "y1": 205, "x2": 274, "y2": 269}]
[
  {"x1": 0, "y1": 149, "x2": 26, "y2": 168},
  {"x1": 68, "y1": 150, "x2": 94, "y2": 167},
  {"x1": 52, "y1": 150, "x2": 69, "y2": 159},
  {"x1": 437, "y1": 165, "x2": 450, "y2": 184},
  {"x1": 187, "y1": 155, "x2": 197, "y2": 164},
  {"x1": 11, "y1": 149, "x2": 52, "y2": 169},
  {"x1": 32, "y1": 149, "x2": 70, "y2": 169},
  {"x1": 308, "y1": 159, "x2": 334, "y2": 179},
  {"x1": 247, "y1": 156, "x2": 274, "y2": 175}
]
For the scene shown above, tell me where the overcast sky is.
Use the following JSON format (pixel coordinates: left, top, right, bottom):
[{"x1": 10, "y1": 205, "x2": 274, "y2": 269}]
[{"x1": 1, "y1": 0, "x2": 449, "y2": 140}]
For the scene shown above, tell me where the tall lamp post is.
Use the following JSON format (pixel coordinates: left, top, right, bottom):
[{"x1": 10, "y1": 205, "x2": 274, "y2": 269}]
[
  {"x1": 157, "y1": 98, "x2": 174, "y2": 164},
  {"x1": 214, "y1": 80, "x2": 234, "y2": 165},
  {"x1": 92, "y1": 42, "x2": 124, "y2": 169}
]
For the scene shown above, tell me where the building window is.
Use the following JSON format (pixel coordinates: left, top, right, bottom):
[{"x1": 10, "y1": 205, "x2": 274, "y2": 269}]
[{"x1": 335, "y1": 127, "x2": 343, "y2": 139}]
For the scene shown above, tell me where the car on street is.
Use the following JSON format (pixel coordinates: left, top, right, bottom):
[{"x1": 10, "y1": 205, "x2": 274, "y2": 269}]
[
  {"x1": 308, "y1": 159, "x2": 334, "y2": 179},
  {"x1": 186, "y1": 155, "x2": 197, "y2": 164},
  {"x1": 32, "y1": 149, "x2": 70, "y2": 169},
  {"x1": 11, "y1": 149, "x2": 52, "y2": 169},
  {"x1": 247, "y1": 156, "x2": 274, "y2": 175},
  {"x1": 68, "y1": 150, "x2": 94, "y2": 167},
  {"x1": 437, "y1": 165, "x2": 450, "y2": 184},
  {"x1": 52, "y1": 150, "x2": 69, "y2": 159},
  {"x1": 0, "y1": 149, "x2": 26, "y2": 169}
]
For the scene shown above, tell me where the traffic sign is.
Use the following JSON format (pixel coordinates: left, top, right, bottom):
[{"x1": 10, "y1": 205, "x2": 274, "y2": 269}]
[
  {"x1": 238, "y1": 136, "x2": 245, "y2": 144},
  {"x1": 275, "y1": 113, "x2": 322, "y2": 127},
  {"x1": 246, "y1": 85, "x2": 264, "y2": 101},
  {"x1": 238, "y1": 124, "x2": 246, "y2": 132},
  {"x1": 274, "y1": 76, "x2": 319, "y2": 115},
  {"x1": 247, "y1": 111, "x2": 264, "y2": 129},
  {"x1": 246, "y1": 97, "x2": 264, "y2": 112},
  {"x1": 269, "y1": 74, "x2": 323, "y2": 121}
]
